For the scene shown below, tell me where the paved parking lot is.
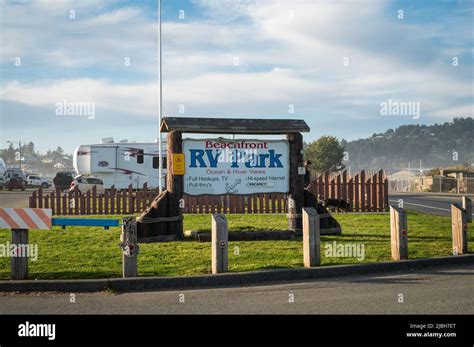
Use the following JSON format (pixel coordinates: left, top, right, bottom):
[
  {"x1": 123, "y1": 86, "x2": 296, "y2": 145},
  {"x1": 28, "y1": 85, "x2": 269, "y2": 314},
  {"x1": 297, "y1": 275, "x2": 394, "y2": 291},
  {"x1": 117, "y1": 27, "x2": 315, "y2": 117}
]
[{"x1": 0, "y1": 189, "x2": 37, "y2": 208}]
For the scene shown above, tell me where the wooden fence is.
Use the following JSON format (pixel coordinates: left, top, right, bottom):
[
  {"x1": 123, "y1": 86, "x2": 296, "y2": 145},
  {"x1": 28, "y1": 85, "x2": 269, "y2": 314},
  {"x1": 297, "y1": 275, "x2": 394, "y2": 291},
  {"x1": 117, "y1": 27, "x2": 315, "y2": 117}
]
[
  {"x1": 308, "y1": 169, "x2": 388, "y2": 212},
  {"x1": 29, "y1": 170, "x2": 388, "y2": 215},
  {"x1": 182, "y1": 194, "x2": 288, "y2": 214},
  {"x1": 29, "y1": 184, "x2": 160, "y2": 216}
]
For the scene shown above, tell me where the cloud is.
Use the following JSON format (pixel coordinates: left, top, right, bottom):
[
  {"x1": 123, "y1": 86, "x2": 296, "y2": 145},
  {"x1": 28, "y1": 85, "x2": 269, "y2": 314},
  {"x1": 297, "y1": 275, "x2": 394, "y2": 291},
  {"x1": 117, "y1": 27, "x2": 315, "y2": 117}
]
[
  {"x1": 1, "y1": 79, "x2": 158, "y2": 117},
  {"x1": 0, "y1": 0, "x2": 472, "y2": 147}
]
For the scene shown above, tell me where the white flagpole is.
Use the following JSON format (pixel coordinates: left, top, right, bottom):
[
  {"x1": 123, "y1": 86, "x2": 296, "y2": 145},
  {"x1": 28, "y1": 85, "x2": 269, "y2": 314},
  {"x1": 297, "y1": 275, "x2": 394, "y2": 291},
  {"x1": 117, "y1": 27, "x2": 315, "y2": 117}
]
[{"x1": 158, "y1": 0, "x2": 163, "y2": 193}]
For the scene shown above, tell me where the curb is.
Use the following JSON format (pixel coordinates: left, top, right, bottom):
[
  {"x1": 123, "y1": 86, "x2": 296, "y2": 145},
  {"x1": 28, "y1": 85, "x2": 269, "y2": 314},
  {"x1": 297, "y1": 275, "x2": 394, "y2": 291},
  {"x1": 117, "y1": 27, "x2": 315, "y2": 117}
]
[
  {"x1": 389, "y1": 192, "x2": 474, "y2": 198},
  {"x1": 0, "y1": 254, "x2": 472, "y2": 293}
]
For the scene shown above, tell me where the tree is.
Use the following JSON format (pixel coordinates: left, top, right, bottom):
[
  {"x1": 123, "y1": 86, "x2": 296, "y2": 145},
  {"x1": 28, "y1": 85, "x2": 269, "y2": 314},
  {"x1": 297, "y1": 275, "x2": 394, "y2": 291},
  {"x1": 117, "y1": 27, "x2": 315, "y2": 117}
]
[{"x1": 305, "y1": 136, "x2": 345, "y2": 172}]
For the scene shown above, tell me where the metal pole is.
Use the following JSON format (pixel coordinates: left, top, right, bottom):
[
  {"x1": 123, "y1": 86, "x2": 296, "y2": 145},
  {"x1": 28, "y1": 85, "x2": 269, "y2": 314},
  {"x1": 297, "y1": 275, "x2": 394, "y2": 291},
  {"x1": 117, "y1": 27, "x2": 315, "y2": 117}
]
[
  {"x1": 19, "y1": 140, "x2": 22, "y2": 170},
  {"x1": 158, "y1": 0, "x2": 163, "y2": 193}
]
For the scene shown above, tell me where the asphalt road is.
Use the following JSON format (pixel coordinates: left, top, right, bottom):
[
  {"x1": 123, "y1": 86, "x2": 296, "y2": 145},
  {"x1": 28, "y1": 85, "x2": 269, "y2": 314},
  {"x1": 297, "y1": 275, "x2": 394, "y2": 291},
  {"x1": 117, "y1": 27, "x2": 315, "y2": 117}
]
[
  {"x1": 389, "y1": 192, "x2": 474, "y2": 217},
  {"x1": 0, "y1": 189, "x2": 37, "y2": 208},
  {"x1": 0, "y1": 264, "x2": 472, "y2": 314}
]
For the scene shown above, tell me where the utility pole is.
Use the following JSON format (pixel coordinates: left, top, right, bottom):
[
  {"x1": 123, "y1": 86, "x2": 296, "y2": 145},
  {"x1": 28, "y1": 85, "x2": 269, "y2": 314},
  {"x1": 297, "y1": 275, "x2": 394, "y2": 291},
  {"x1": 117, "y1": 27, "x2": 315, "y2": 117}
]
[
  {"x1": 158, "y1": 0, "x2": 163, "y2": 193},
  {"x1": 7, "y1": 140, "x2": 21, "y2": 170}
]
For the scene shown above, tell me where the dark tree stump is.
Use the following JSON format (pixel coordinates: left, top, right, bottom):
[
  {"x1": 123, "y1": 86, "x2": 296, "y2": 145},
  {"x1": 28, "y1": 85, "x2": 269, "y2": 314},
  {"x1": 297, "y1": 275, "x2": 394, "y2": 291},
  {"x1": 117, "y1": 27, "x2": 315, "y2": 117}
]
[{"x1": 304, "y1": 189, "x2": 342, "y2": 235}]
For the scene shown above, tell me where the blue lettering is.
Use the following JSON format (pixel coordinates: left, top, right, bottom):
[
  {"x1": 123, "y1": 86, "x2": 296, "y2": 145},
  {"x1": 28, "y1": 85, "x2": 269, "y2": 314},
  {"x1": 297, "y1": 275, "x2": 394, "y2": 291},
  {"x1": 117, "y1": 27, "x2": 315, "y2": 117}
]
[
  {"x1": 206, "y1": 149, "x2": 221, "y2": 168},
  {"x1": 190, "y1": 150, "x2": 206, "y2": 168},
  {"x1": 268, "y1": 150, "x2": 283, "y2": 168}
]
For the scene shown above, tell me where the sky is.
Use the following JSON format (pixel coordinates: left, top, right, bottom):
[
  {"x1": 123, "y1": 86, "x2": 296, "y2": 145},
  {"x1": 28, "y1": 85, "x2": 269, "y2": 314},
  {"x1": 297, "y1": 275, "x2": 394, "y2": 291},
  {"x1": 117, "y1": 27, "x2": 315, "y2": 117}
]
[{"x1": 0, "y1": 0, "x2": 472, "y2": 153}]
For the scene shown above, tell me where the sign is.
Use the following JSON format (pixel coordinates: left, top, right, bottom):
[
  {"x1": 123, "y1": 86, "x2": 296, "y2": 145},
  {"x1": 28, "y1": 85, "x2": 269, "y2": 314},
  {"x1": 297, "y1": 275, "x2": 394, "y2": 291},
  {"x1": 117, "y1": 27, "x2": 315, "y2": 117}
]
[
  {"x1": 183, "y1": 138, "x2": 289, "y2": 195},
  {"x1": 0, "y1": 208, "x2": 52, "y2": 230},
  {"x1": 173, "y1": 153, "x2": 185, "y2": 175}
]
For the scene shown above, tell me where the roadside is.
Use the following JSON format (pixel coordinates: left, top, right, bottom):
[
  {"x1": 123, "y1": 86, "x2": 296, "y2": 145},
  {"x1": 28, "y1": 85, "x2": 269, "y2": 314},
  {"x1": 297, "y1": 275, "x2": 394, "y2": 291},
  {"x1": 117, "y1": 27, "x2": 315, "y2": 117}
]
[
  {"x1": 1, "y1": 263, "x2": 472, "y2": 314},
  {"x1": 389, "y1": 192, "x2": 473, "y2": 217},
  {"x1": 390, "y1": 191, "x2": 474, "y2": 198}
]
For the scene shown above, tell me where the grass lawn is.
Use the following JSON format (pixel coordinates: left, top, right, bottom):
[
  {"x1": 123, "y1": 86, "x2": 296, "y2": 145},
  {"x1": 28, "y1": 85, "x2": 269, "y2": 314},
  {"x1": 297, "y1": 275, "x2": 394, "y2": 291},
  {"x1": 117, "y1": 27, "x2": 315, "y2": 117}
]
[{"x1": 0, "y1": 211, "x2": 470, "y2": 280}]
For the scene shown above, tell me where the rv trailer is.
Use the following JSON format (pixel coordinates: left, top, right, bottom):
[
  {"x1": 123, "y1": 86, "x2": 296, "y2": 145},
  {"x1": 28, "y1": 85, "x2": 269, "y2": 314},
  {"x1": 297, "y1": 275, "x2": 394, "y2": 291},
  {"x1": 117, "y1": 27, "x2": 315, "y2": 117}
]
[{"x1": 73, "y1": 138, "x2": 167, "y2": 189}]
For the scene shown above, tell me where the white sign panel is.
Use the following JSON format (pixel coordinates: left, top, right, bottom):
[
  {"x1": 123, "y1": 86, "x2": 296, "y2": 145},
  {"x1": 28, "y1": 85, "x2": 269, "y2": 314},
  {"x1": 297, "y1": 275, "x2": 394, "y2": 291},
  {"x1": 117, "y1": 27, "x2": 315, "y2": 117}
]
[{"x1": 183, "y1": 139, "x2": 290, "y2": 195}]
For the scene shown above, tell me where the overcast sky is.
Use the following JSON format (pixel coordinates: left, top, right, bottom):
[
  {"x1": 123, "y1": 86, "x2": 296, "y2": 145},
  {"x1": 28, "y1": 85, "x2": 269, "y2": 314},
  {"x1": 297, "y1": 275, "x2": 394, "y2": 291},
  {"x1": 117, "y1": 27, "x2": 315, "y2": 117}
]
[{"x1": 0, "y1": 0, "x2": 472, "y2": 153}]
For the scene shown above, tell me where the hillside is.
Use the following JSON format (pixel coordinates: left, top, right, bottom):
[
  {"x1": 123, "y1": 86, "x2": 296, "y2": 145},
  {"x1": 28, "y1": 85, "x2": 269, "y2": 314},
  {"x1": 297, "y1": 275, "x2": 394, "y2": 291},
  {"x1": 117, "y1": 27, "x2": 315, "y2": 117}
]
[{"x1": 341, "y1": 117, "x2": 474, "y2": 173}]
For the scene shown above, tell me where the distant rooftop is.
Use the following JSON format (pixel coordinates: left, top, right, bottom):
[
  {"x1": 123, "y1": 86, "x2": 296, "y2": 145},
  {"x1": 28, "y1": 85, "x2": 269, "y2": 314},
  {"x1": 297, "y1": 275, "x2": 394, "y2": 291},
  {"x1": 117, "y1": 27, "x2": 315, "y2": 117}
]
[{"x1": 160, "y1": 117, "x2": 310, "y2": 134}]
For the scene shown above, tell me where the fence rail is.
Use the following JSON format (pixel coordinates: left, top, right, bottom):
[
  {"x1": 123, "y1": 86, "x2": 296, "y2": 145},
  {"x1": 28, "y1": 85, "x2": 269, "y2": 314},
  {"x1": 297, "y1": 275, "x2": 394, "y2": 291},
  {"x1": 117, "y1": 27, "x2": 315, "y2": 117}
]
[
  {"x1": 308, "y1": 169, "x2": 388, "y2": 212},
  {"x1": 29, "y1": 170, "x2": 388, "y2": 215},
  {"x1": 29, "y1": 183, "x2": 160, "y2": 216},
  {"x1": 182, "y1": 194, "x2": 288, "y2": 214}
]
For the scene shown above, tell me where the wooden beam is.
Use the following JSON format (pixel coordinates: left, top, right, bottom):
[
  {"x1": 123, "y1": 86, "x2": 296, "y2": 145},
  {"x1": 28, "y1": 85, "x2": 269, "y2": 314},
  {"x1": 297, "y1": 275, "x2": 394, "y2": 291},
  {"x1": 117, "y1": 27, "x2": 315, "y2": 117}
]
[
  {"x1": 302, "y1": 208, "x2": 321, "y2": 267},
  {"x1": 390, "y1": 206, "x2": 408, "y2": 260},
  {"x1": 211, "y1": 213, "x2": 228, "y2": 274},
  {"x1": 11, "y1": 229, "x2": 28, "y2": 280},
  {"x1": 462, "y1": 196, "x2": 472, "y2": 223},
  {"x1": 287, "y1": 132, "x2": 304, "y2": 233},
  {"x1": 121, "y1": 217, "x2": 138, "y2": 278},
  {"x1": 451, "y1": 204, "x2": 468, "y2": 255},
  {"x1": 161, "y1": 117, "x2": 310, "y2": 134},
  {"x1": 167, "y1": 131, "x2": 184, "y2": 238}
]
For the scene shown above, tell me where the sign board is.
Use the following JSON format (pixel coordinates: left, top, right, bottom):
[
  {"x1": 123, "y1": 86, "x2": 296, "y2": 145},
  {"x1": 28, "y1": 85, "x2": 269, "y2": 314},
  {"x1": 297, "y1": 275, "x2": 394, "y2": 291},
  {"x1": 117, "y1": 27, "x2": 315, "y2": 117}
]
[
  {"x1": 0, "y1": 208, "x2": 52, "y2": 230},
  {"x1": 183, "y1": 138, "x2": 289, "y2": 195},
  {"x1": 172, "y1": 153, "x2": 185, "y2": 175}
]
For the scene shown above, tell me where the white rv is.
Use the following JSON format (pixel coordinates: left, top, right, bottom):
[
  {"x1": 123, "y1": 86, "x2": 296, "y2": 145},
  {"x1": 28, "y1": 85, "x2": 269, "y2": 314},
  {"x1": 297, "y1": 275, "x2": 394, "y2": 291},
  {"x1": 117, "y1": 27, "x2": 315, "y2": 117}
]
[
  {"x1": 73, "y1": 138, "x2": 167, "y2": 189},
  {"x1": 0, "y1": 158, "x2": 6, "y2": 177},
  {"x1": 0, "y1": 158, "x2": 6, "y2": 189}
]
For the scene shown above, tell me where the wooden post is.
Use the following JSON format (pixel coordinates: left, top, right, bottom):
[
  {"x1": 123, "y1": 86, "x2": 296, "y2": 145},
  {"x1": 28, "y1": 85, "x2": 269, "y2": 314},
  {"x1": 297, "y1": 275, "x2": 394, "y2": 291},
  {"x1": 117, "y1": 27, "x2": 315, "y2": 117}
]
[
  {"x1": 11, "y1": 229, "x2": 29, "y2": 280},
  {"x1": 167, "y1": 130, "x2": 184, "y2": 238},
  {"x1": 302, "y1": 208, "x2": 321, "y2": 267},
  {"x1": 287, "y1": 132, "x2": 304, "y2": 233},
  {"x1": 121, "y1": 216, "x2": 138, "y2": 277},
  {"x1": 451, "y1": 204, "x2": 467, "y2": 255},
  {"x1": 462, "y1": 196, "x2": 472, "y2": 223},
  {"x1": 390, "y1": 206, "x2": 408, "y2": 260},
  {"x1": 38, "y1": 188, "x2": 43, "y2": 208},
  {"x1": 211, "y1": 213, "x2": 228, "y2": 274}
]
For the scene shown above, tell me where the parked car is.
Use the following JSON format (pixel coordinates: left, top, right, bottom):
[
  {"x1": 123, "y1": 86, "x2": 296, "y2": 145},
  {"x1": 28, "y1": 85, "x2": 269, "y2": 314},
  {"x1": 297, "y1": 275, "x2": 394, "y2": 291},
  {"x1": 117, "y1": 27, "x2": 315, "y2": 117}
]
[
  {"x1": 69, "y1": 175, "x2": 104, "y2": 195},
  {"x1": 5, "y1": 168, "x2": 27, "y2": 190},
  {"x1": 27, "y1": 175, "x2": 52, "y2": 188},
  {"x1": 7, "y1": 177, "x2": 26, "y2": 191},
  {"x1": 53, "y1": 171, "x2": 75, "y2": 190},
  {"x1": 5, "y1": 168, "x2": 27, "y2": 182},
  {"x1": 0, "y1": 159, "x2": 6, "y2": 189}
]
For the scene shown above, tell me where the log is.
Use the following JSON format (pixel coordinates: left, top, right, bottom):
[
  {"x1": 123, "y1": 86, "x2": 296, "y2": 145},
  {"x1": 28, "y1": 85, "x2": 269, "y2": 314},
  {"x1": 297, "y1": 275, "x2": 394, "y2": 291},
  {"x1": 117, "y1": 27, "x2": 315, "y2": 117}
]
[
  {"x1": 136, "y1": 190, "x2": 170, "y2": 240},
  {"x1": 211, "y1": 214, "x2": 228, "y2": 274},
  {"x1": 11, "y1": 229, "x2": 28, "y2": 280},
  {"x1": 302, "y1": 208, "x2": 321, "y2": 267},
  {"x1": 287, "y1": 132, "x2": 304, "y2": 233},
  {"x1": 462, "y1": 196, "x2": 472, "y2": 223},
  {"x1": 121, "y1": 217, "x2": 138, "y2": 278},
  {"x1": 167, "y1": 131, "x2": 184, "y2": 237},
  {"x1": 390, "y1": 206, "x2": 408, "y2": 260},
  {"x1": 451, "y1": 204, "x2": 467, "y2": 255}
]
